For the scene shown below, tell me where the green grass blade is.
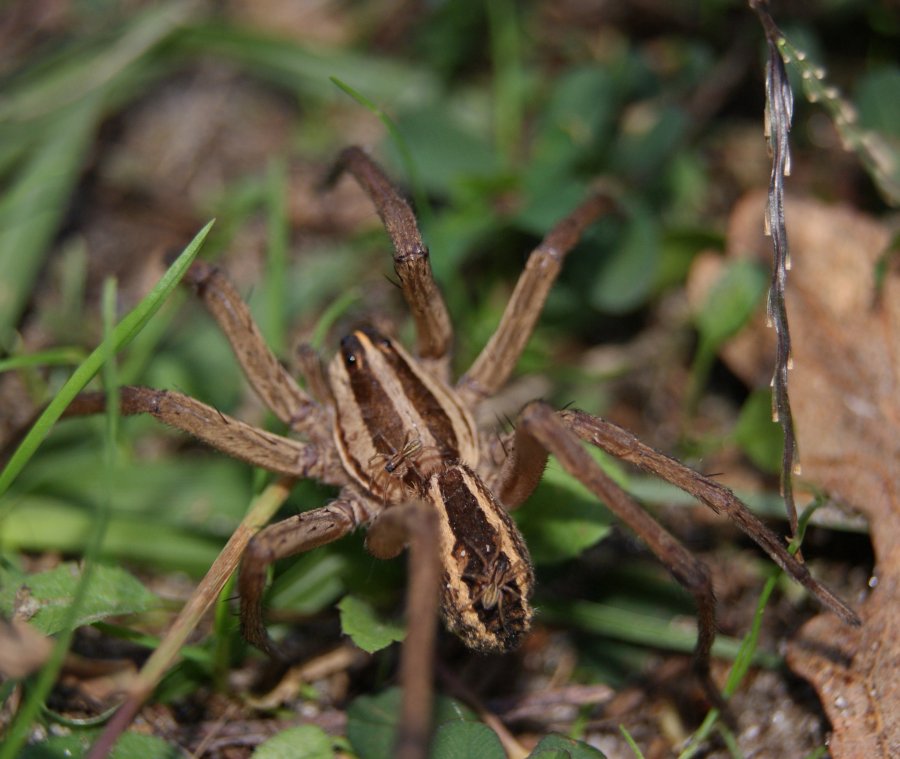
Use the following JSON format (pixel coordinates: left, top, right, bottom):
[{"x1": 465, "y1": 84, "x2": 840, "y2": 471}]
[
  {"x1": 0, "y1": 280, "x2": 123, "y2": 759},
  {"x1": 330, "y1": 76, "x2": 430, "y2": 225},
  {"x1": 175, "y1": 23, "x2": 434, "y2": 105},
  {"x1": 487, "y1": 0, "x2": 524, "y2": 167},
  {"x1": 0, "y1": 3, "x2": 192, "y2": 124},
  {"x1": 541, "y1": 600, "x2": 781, "y2": 668},
  {"x1": 678, "y1": 502, "x2": 820, "y2": 758},
  {"x1": 0, "y1": 220, "x2": 213, "y2": 498},
  {"x1": 0, "y1": 347, "x2": 88, "y2": 373},
  {"x1": 264, "y1": 158, "x2": 289, "y2": 355},
  {"x1": 0, "y1": 95, "x2": 102, "y2": 348}
]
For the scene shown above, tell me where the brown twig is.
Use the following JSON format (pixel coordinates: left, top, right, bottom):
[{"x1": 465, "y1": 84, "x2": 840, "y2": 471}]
[{"x1": 750, "y1": 0, "x2": 800, "y2": 543}]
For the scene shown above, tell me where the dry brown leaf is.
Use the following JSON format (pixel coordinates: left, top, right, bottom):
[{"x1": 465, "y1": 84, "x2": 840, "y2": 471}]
[
  {"x1": 690, "y1": 191, "x2": 899, "y2": 757},
  {"x1": 0, "y1": 618, "x2": 53, "y2": 679}
]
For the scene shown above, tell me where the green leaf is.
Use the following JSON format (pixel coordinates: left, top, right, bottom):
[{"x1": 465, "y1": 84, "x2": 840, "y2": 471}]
[
  {"x1": 529, "y1": 732, "x2": 608, "y2": 758},
  {"x1": 431, "y1": 721, "x2": 505, "y2": 759},
  {"x1": 11, "y1": 734, "x2": 92, "y2": 759},
  {"x1": 856, "y1": 66, "x2": 900, "y2": 138},
  {"x1": 515, "y1": 448, "x2": 623, "y2": 564},
  {"x1": 347, "y1": 688, "x2": 474, "y2": 759},
  {"x1": 12, "y1": 730, "x2": 179, "y2": 759},
  {"x1": 111, "y1": 732, "x2": 181, "y2": 759},
  {"x1": 693, "y1": 259, "x2": 767, "y2": 348},
  {"x1": 338, "y1": 594, "x2": 405, "y2": 653},
  {"x1": 590, "y1": 207, "x2": 660, "y2": 314},
  {"x1": 387, "y1": 106, "x2": 500, "y2": 196},
  {"x1": 734, "y1": 389, "x2": 784, "y2": 474},
  {"x1": 515, "y1": 483, "x2": 613, "y2": 565},
  {"x1": 0, "y1": 563, "x2": 159, "y2": 636},
  {"x1": 269, "y1": 551, "x2": 347, "y2": 614},
  {"x1": 609, "y1": 105, "x2": 687, "y2": 180},
  {"x1": 0, "y1": 494, "x2": 225, "y2": 575},
  {"x1": 253, "y1": 725, "x2": 334, "y2": 759}
]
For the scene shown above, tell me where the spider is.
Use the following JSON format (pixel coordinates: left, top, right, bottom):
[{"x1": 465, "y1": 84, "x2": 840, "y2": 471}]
[{"x1": 63, "y1": 147, "x2": 858, "y2": 758}]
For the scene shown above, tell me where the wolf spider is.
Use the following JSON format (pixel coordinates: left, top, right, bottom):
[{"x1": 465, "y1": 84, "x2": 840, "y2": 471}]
[{"x1": 64, "y1": 147, "x2": 858, "y2": 758}]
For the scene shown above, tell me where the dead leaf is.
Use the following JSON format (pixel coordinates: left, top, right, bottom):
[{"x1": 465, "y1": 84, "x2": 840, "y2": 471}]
[
  {"x1": 0, "y1": 618, "x2": 53, "y2": 679},
  {"x1": 690, "y1": 191, "x2": 899, "y2": 757}
]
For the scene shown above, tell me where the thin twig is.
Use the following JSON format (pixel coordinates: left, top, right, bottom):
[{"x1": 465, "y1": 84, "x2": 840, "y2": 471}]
[
  {"x1": 85, "y1": 478, "x2": 295, "y2": 759},
  {"x1": 750, "y1": 0, "x2": 800, "y2": 541}
]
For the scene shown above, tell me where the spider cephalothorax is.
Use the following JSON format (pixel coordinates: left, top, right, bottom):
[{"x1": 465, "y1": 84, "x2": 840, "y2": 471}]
[{"x1": 62, "y1": 146, "x2": 860, "y2": 759}]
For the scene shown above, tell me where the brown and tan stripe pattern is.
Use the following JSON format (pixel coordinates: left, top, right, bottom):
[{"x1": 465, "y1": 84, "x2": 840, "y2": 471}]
[
  {"x1": 428, "y1": 465, "x2": 534, "y2": 652},
  {"x1": 328, "y1": 327, "x2": 478, "y2": 500}
]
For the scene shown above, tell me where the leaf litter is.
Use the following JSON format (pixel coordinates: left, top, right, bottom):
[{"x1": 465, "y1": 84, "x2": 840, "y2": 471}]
[{"x1": 691, "y1": 190, "x2": 898, "y2": 757}]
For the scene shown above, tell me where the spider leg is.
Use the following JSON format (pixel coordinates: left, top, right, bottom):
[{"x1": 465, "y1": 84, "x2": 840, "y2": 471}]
[
  {"x1": 294, "y1": 342, "x2": 333, "y2": 405},
  {"x1": 365, "y1": 502, "x2": 441, "y2": 759},
  {"x1": 63, "y1": 387, "x2": 341, "y2": 484},
  {"x1": 557, "y1": 408, "x2": 860, "y2": 627},
  {"x1": 328, "y1": 147, "x2": 453, "y2": 379},
  {"x1": 183, "y1": 261, "x2": 327, "y2": 434},
  {"x1": 457, "y1": 194, "x2": 614, "y2": 408},
  {"x1": 238, "y1": 495, "x2": 365, "y2": 655},
  {"x1": 507, "y1": 401, "x2": 722, "y2": 705}
]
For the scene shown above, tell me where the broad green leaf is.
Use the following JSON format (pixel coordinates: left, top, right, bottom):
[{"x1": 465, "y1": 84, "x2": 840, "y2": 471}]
[
  {"x1": 347, "y1": 688, "x2": 474, "y2": 759},
  {"x1": 387, "y1": 105, "x2": 500, "y2": 196},
  {"x1": 734, "y1": 390, "x2": 784, "y2": 474},
  {"x1": 590, "y1": 207, "x2": 660, "y2": 314},
  {"x1": 515, "y1": 449, "x2": 624, "y2": 564},
  {"x1": 12, "y1": 730, "x2": 179, "y2": 759},
  {"x1": 338, "y1": 595, "x2": 405, "y2": 653},
  {"x1": 253, "y1": 725, "x2": 334, "y2": 759},
  {"x1": 431, "y1": 721, "x2": 505, "y2": 759},
  {"x1": 693, "y1": 259, "x2": 767, "y2": 348},
  {"x1": 0, "y1": 563, "x2": 159, "y2": 636},
  {"x1": 112, "y1": 732, "x2": 181, "y2": 759},
  {"x1": 529, "y1": 732, "x2": 608, "y2": 758},
  {"x1": 609, "y1": 105, "x2": 687, "y2": 180},
  {"x1": 856, "y1": 66, "x2": 900, "y2": 138},
  {"x1": 515, "y1": 484, "x2": 613, "y2": 565}
]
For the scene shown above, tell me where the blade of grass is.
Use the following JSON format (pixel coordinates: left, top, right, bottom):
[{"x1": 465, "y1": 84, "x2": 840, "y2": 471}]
[
  {"x1": 678, "y1": 501, "x2": 820, "y2": 758},
  {"x1": 0, "y1": 347, "x2": 88, "y2": 373},
  {"x1": 85, "y1": 477, "x2": 295, "y2": 759},
  {"x1": 540, "y1": 600, "x2": 781, "y2": 669},
  {"x1": 0, "y1": 279, "x2": 122, "y2": 759},
  {"x1": 330, "y1": 76, "x2": 430, "y2": 226},
  {"x1": 620, "y1": 724, "x2": 647, "y2": 759},
  {"x1": 0, "y1": 95, "x2": 102, "y2": 348},
  {"x1": 212, "y1": 572, "x2": 238, "y2": 689},
  {"x1": 101, "y1": 278, "x2": 121, "y2": 465},
  {"x1": 487, "y1": 0, "x2": 524, "y2": 167},
  {"x1": 264, "y1": 158, "x2": 289, "y2": 356},
  {"x1": 310, "y1": 288, "x2": 361, "y2": 350},
  {"x1": 176, "y1": 23, "x2": 434, "y2": 106},
  {"x1": 0, "y1": 220, "x2": 213, "y2": 498},
  {"x1": 0, "y1": 2, "x2": 192, "y2": 124}
]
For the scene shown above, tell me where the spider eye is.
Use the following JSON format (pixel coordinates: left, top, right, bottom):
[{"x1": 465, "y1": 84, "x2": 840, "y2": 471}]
[
  {"x1": 339, "y1": 334, "x2": 363, "y2": 369},
  {"x1": 361, "y1": 326, "x2": 392, "y2": 350}
]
